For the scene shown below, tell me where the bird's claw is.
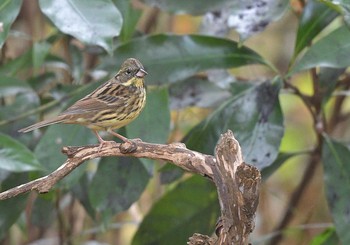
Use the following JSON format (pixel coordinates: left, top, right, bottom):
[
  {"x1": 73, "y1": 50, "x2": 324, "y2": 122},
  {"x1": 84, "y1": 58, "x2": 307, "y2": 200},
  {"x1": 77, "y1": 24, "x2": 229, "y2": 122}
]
[{"x1": 120, "y1": 140, "x2": 138, "y2": 153}]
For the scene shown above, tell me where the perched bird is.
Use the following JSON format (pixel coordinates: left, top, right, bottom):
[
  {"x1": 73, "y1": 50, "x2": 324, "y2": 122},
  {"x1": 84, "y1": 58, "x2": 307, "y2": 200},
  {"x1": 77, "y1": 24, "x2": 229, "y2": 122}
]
[{"x1": 19, "y1": 58, "x2": 147, "y2": 146}]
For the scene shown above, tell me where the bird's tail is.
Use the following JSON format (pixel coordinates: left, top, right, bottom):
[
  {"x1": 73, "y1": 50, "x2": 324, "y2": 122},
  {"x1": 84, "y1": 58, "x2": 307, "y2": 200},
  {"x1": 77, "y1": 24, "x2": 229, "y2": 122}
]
[{"x1": 18, "y1": 116, "x2": 66, "y2": 133}]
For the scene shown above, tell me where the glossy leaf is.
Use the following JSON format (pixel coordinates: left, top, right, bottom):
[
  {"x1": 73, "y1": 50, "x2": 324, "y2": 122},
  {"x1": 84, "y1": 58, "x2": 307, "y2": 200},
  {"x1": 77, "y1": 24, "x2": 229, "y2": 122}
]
[
  {"x1": 0, "y1": 0, "x2": 23, "y2": 48},
  {"x1": 294, "y1": 0, "x2": 338, "y2": 58},
  {"x1": 322, "y1": 136, "x2": 350, "y2": 244},
  {"x1": 213, "y1": 0, "x2": 289, "y2": 41},
  {"x1": 126, "y1": 88, "x2": 170, "y2": 144},
  {"x1": 39, "y1": 0, "x2": 122, "y2": 54},
  {"x1": 34, "y1": 124, "x2": 96, "y2": 187},
  {"x1": 132, "y1": 175, "x2": 219, "y2": 245},
  {"x1": 291, "y1": 25, "x2": 350, "y2": 75},
  {"x1": 186, "y1": 78, "x2": 284, "y2": 169},
  {"x1": 0, "y1": 133, "x2": 42, "y2": 172},
  {"x1": 101, "y1": 34, "x2": 271, "y2": 85},
  {"x1": 169, "y1": 77, "x2": 230, "y2": 109},
  {"x1": 0, "y1": 173, "x2": 28, "y2": 240},
  {"x1": 141, "y1": 0, "x2": 231, "y2": 15},
  {"x1": 88, "y1": 157, "x2": 149, "y2": 222}
]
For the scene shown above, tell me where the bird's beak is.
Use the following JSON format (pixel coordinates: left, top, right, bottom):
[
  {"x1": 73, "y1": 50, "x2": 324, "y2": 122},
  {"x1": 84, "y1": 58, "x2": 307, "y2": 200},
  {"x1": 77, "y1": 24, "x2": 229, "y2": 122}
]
[{"x1": 136, "y1": 68, "x2": 148, "y2": 78}]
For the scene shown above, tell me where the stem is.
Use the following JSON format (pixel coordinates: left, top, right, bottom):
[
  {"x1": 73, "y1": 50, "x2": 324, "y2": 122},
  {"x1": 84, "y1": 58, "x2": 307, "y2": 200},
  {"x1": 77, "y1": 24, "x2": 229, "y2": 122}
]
[{"x1": 269, "y1": 152, "x2": 320, "y2": 245}]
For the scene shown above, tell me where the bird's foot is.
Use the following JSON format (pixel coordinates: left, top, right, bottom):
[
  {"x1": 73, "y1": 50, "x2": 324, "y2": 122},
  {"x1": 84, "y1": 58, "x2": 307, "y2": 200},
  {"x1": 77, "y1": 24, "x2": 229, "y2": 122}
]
[{"x1": 120, "y1": 139, "x2": 139, "y2": 153}]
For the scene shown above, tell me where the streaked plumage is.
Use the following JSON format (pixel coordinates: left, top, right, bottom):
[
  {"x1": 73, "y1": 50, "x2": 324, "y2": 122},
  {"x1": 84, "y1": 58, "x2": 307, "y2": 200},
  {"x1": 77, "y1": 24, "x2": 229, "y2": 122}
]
[{"x1": 19, "y1": 58, "x2": 147, "y2": 144}]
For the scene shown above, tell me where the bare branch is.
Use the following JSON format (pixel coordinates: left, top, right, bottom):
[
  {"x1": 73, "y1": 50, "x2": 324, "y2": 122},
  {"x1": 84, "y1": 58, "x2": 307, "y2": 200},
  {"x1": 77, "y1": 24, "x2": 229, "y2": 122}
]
[
  {"x1": 0, "y1": 140, "x2": 214, "y2": 200},
  {"x1": 0, "y1": 130, "x2": 261, "y2": 245}
]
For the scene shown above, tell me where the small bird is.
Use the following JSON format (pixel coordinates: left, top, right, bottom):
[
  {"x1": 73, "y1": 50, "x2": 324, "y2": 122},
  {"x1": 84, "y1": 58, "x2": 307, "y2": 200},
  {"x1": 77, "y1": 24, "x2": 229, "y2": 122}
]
[{"x1": 19, "y1": 58, "x2": 147, "y2": 146}]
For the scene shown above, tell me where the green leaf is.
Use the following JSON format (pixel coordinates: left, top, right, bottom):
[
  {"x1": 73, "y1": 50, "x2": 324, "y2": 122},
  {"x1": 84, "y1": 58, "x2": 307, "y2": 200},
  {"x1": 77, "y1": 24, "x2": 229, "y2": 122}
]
[
  {"x1": 0, "y1": 173, "x2": 28, "y2": 240},
  {"x1": 34, "y1": 124, "x2": 96, "y2": 187},
  {"x1": 113, "y1": 0, "x2": 141, "y2": 43},
  {"x1": 0, "y1": 0, "x2": 23, "y2": 48},
  {"x1": 225, "y1": 0, "x2": 289, "y2": 41},
  {"x1": 88, "y1": 157, "x2": 149, "y2": 223},
  {"x1": 33, "y1": 41, "x2": 51, "y2": 70},
  {"x1": 291, "y1": 25, "x2": 350, "y2": 75},
  {"x1": 126, "y1": 88, "x2": 170, "y2": 173},
  {"x1": 31, "y1": 195, "x2": 56, "y2": 228},
  {"x1": 0, "y1": 133, "x2": 43, "y2": 172},
  {"x1": 159, "y1": 163, "x2": 184, "y2": 184},
  {"x1": 323, "y1": 0, "x2": 350, "y2": 27},
  {"x1": 186, "y1": 78, "x2": 284, "y2": 169},
  {"x1": 293, "y1": 0, "x2": 338, "y2": 58},
  {"x1": 126, "y1": 88, "x2": 170, "y2": 143},
  {"x1": 39, "y1": 0, "x2": 122, "y2": 55},
  {"x1": 101, "y1": 34, "x2": 272, "y2": 85},
  {"x1": 309, "y1": 227, "x2": 339, "y2": 245},
  {"x1": 132, "y1": 175, "x2": 219, "y2": 245},
  {"x1": 71, "y1": 173, "x2": 96, "y2": 219},
  {"x1": 318, "y1": 67, "x2": 345, "y2": 105},
  {"x1": 141, "y1": 0, "x2": 231, "y2": 15},
  {"x1": 169, "y1": 77, "x2": 230, "y2": 109},
  {"x1": 322, "y1": 136, "x2": 350, "y2": 244}
]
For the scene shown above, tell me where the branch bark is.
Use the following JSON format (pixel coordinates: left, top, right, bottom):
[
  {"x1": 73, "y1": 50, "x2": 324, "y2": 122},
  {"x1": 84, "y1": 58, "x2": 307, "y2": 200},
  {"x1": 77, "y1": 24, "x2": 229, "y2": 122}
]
[{"x1": 0, "y1": 130, "x2": 261, "y2": 245}]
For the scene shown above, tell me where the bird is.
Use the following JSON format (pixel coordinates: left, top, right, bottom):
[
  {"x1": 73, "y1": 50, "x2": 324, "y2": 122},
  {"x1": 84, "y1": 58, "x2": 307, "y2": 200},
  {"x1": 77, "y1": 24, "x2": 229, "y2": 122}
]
[{"x1": 19, "y1": 58, "x2": 147, "y2": 146}]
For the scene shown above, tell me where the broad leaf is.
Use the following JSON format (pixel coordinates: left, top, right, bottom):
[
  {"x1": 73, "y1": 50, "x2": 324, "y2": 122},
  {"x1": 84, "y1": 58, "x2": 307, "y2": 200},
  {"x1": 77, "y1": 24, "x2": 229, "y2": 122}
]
[
  {"x1": 126, "y1": 88, "x2": 170, "y2": 172},
  {"x1": 322, "y1": 136, "x2": 350, "y2": 244},
  {"x1": 39, "y1": 0, "x2": 122, "y2": 54},
  {"x1": 0, "y1": 0, "x2": 23, "y2": 48},
  {"x1": 291, "y1": 25, "x2": 350, "y2": 75},
  {"x1": 169, "y1": 77, "x2": 230, "y2": 109},
  {"x1": 113, "y1": 0, "x2": 141, "y2": 43},
  {"x1": 141, "y1": 0, "x2": 231, "y2": 15},
  {"x1": 186, "y1": 78, "x2": 284, "y2": 170},
  {"x1": 202, "y1": 0, "x2": 289, "y2": 41},
  {"x1": 132, "y1": 175, "x2": 219, "y2": 245},
  {"x1": 318, "y1": 67, "x2": 345, "y2": 105},
  {"x1": 293, "y1": 0, "x2": 338, "y2": 58},
  {"x1": 0, "y1": 173, "x2": 28, "y2": 240},
  {"x1": 0, "y1": 133, "x2": 42, "y2": 172},
  {"x1": 101, "y1": 34, "x2": 271, "y2": 85},
  {"x1": 126, "y1": 88, "x2": 170, "y2": 143},
  {"x1": 323, "y1": 0, "x2": 350, "y2": 27},
  {"x1": 34, "y1": 124, "x2": 96, "y2": 187},
  {"x1": 89, "y1": 157, "x2": 149, "y2": 223},
  {"x1": 31, "y1": 195, "x2": 56, "y2": 228}
]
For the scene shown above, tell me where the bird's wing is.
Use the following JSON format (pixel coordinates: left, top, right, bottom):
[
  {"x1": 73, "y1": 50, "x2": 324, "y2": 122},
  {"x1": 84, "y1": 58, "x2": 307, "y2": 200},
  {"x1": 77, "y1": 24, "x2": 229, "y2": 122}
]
[{"x1": 61, "y1": 84, "x2": 128, "y2": 115}]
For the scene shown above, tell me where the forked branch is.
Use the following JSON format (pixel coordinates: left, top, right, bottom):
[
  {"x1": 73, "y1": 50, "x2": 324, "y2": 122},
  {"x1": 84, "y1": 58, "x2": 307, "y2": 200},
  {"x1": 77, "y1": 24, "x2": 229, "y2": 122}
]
[{"x1": 0, "y1": 130, "x2": 260, "y2": 245}]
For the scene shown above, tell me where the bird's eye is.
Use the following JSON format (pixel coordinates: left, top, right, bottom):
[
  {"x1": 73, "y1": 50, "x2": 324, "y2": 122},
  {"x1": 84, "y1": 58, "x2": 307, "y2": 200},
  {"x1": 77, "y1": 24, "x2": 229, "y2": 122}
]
[{"x1": 126, "y1": 68, "x2": 132, "y2": 74}]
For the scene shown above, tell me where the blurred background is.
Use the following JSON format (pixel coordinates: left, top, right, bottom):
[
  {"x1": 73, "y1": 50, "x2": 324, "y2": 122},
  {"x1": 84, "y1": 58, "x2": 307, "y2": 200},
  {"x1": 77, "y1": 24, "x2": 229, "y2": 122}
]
[{"x1": 1, "y1": 0, "x2": 349, "y2": 244}]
